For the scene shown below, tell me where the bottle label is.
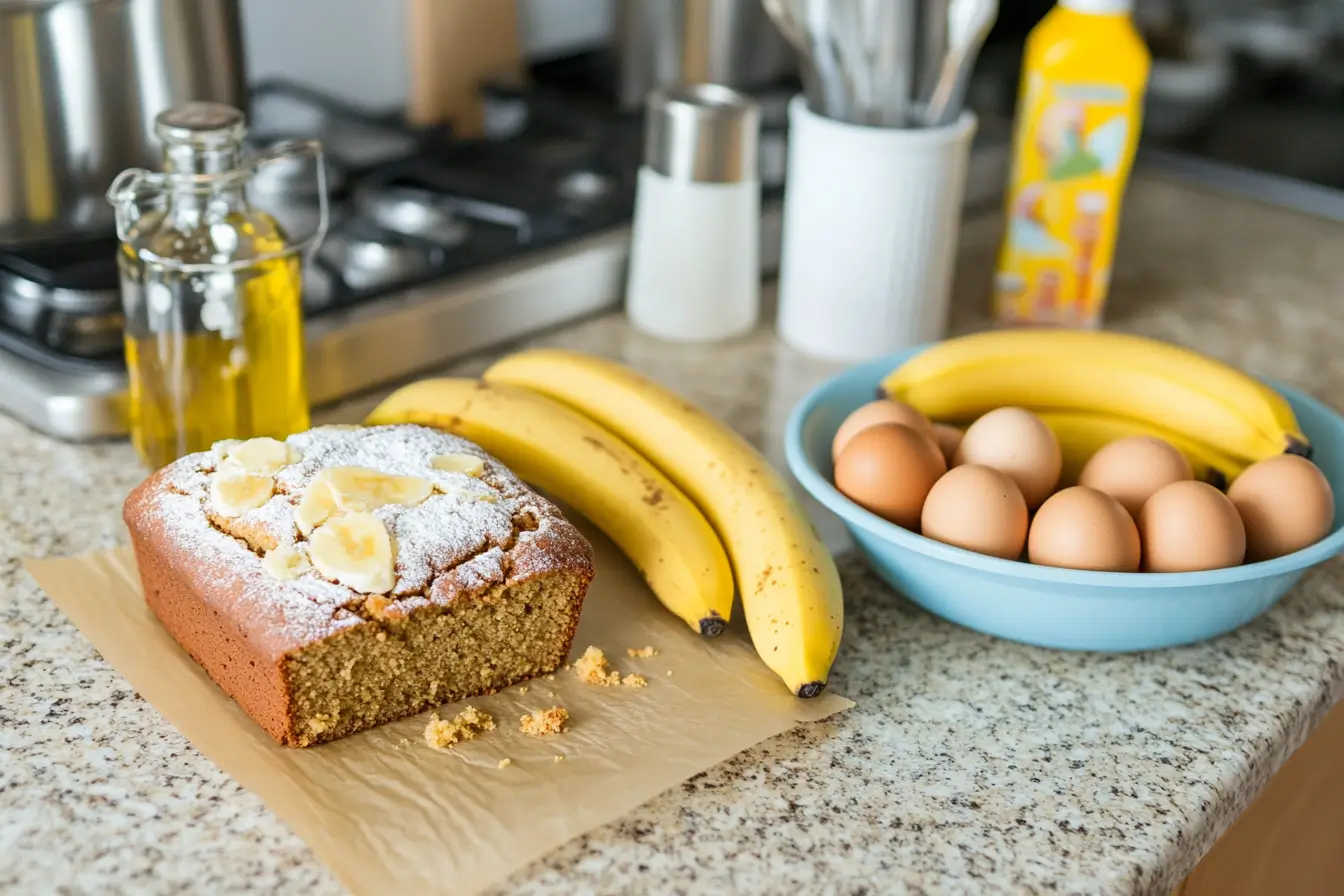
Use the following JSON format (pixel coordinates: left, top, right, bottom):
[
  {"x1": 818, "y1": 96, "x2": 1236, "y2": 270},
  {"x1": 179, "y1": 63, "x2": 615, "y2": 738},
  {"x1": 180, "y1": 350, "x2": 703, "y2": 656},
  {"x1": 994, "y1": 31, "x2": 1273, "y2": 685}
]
[{"x1": 995, "y1": 75, "x2": 1141, "y2": 327}]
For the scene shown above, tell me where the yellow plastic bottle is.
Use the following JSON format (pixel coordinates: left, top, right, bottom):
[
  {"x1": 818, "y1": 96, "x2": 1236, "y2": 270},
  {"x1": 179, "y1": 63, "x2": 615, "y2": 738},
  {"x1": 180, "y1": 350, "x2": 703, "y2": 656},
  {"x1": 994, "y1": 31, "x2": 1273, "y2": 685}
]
[{"x1": 992, "y1": 0, "x2": 1150, "y2": 328}]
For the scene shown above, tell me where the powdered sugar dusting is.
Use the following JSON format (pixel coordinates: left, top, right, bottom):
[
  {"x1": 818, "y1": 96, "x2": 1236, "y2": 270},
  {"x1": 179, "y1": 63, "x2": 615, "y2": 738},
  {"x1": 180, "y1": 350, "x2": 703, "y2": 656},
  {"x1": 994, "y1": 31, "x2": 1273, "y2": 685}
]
[
  {"x1": 143, "y1": 490, "x2": 361, "y2": 645},
  {"x1": 383, "y1": 494, "x2": 517, "y2": 596},
  {"x1": 128, "y1": 424, "x2": 583, "y2": 651}
]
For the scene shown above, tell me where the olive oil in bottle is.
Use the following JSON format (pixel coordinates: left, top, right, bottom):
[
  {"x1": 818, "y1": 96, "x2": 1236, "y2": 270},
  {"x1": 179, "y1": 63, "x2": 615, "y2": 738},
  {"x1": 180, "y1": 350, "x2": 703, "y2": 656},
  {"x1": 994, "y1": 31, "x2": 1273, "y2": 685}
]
[{"x1": 109, "y1": 104, "x2": 326, "y2": 469}]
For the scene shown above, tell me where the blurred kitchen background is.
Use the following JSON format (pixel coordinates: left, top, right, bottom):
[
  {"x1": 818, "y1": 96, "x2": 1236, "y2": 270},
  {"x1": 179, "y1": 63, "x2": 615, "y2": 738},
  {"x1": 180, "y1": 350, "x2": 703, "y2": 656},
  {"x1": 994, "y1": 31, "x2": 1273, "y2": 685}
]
[
  {"x1": 4, "y1": 0, "x2": 1344, "y2": 442},
  {"x1": 244, "y1": 0, "x2": 1344, "y2": 187}
]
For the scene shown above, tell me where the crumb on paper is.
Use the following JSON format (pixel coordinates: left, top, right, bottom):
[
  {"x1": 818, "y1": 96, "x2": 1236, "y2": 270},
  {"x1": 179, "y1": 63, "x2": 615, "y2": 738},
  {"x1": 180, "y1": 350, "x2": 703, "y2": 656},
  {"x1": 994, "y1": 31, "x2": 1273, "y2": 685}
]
[
  {"x1": 554, "y1": 755, "x2": 564, "y2": 763},
  {"x1": 546, "y1": 675, "x2": 555, "y2": 681},
  {"x1": 519, "y1": 686, "x2": 529, "y2": 694},
  {"x1": 623, "y1": 674, "x2": 647, "y2": 688},
  {"x1": 667, "y1": 670, "x2": 673, "y2": 676},
  {"x1": 498, "y1": 758, "x2": 512, "y2": 769},
  {"x1": 520, "y1": 706, "x2": 569, "y2": 737},
  {"x1": 424, "y1": 705, "x2": 496, "y2": 750},
  {"x1": 574, "y1": 645, "x2": 622, "y2": 686},
  {"x1": 627, "y1": 646, "x2": 658, "y2": 658}
]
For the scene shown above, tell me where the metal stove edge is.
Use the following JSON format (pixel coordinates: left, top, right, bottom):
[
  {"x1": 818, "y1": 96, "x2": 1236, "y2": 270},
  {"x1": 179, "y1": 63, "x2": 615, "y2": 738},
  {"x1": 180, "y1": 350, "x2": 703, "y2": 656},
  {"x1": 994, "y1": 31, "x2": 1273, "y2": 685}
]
[{"x1": 2, "y1": 138, "x2": 1011, "y2": 442}]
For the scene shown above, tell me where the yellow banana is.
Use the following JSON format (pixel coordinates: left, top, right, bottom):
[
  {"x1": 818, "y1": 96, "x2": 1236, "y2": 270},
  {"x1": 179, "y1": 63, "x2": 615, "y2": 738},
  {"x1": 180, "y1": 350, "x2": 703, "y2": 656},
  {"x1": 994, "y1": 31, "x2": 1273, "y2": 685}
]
[
  {"x1": 485, "y1": 349, "x2": 843, "y2": 698},
  {"x1": 1036, "y1": 411, "x2": 1247, "y2": 490},
  {"x1": 882, "y1": 329, "x2": 1308, "y2": 462},
  {"x1": 366, "y1": 379, "x2": 734, "y2": 637}
]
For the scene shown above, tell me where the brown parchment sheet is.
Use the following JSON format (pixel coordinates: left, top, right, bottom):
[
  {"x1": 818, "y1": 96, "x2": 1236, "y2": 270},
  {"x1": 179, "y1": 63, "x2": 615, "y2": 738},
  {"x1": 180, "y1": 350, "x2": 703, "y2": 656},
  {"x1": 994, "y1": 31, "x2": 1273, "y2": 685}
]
[{"x1": 25, "y1": 518, "x2": 852, "y2": 895}]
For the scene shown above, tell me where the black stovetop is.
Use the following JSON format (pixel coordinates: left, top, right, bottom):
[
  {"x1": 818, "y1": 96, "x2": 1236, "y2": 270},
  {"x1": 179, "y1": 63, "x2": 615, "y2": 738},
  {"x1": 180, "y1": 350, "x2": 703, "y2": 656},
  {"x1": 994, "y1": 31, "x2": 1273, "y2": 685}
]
[{"x1": 0, "y1": 67, "x2": 655, "y2": 371}]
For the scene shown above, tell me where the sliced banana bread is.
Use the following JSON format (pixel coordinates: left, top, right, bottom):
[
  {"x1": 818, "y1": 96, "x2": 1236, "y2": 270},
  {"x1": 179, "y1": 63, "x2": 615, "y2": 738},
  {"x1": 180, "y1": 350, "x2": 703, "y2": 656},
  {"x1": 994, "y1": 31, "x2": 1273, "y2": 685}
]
[{"x1": 123, "y1": 424, "x2": 594, "y2": 747}]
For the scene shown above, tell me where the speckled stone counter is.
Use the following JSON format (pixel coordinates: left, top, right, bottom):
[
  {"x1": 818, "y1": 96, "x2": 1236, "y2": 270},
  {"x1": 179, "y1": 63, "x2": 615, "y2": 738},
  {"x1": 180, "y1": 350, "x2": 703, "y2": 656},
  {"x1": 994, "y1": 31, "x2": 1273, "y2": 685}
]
[{"x1": 4, "y1": 176, "x2": 1344, "y2": 895}]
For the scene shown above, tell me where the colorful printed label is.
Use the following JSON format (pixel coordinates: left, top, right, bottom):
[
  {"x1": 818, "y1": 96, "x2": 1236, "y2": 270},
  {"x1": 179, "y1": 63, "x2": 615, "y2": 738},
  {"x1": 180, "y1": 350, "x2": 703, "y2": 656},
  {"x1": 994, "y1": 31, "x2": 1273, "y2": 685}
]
[{"x1": 994, "y1": 75, "x2": 1141, "y2": 328}]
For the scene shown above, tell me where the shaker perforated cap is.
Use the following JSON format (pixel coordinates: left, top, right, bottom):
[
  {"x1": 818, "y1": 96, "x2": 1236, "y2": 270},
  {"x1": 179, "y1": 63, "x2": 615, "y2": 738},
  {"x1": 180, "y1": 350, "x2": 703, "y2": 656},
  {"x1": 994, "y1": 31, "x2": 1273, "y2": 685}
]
[
  {"x1": 644, "y1": 83, "x2": 760, "y2": 184},
  {"x1": 1059, "y1": 0, "x2": 1132, "y2": 13},
  {"x1": 155, "y1": 102, "x2": 247, "y2": 147}
]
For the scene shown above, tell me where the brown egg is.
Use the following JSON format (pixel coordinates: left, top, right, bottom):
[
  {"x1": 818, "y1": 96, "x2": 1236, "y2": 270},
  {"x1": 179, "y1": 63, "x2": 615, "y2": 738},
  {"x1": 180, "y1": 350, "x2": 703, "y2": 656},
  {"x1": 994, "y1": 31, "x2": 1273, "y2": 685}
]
[
  {"x1": 1028, "y1": 486, "x2": 1141, "y2": 572},
  {"x1": 1227, "y1": 455, "x2": 1335, "y2": 562},
  {"x1": 832, "y1": 399, "x2": 936, "y2": 461},
  {"x1": 932, "y1": 423, "x2": 964, "y2": 466},
  {"x1": 921, "y1": 464, "x2": 1028, "y2": 560},
  {"x1": 1079, "y1": 436, "x2": 1194, "y2": 518},
  {"x1": 954, "y1": 407, "x2": 1062, "y2": 508},
  {"x1": 1138, "y1": 480, "x2": 1245, "y2": 572},
  {"x1": 834, "y1": 423, "x2": 947, "y2": 530}
]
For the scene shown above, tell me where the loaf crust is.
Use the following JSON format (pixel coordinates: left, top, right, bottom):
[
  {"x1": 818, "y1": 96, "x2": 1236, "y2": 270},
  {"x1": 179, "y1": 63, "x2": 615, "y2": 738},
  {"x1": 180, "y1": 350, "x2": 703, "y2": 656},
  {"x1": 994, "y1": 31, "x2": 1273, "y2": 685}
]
[{"x1": 124, "y1": 424, "x2": 594, "y2": 747}]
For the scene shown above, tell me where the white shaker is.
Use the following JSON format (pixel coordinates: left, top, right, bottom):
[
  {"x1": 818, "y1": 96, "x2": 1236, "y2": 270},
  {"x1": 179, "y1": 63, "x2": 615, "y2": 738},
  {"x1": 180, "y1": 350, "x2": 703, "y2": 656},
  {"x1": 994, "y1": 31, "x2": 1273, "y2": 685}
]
[
  {"x1": 626, "y1": 83, "x2": 761, "y2": 342},
  {"x1": 776, "y1": 97, "x2": 978, "y2": 361}
]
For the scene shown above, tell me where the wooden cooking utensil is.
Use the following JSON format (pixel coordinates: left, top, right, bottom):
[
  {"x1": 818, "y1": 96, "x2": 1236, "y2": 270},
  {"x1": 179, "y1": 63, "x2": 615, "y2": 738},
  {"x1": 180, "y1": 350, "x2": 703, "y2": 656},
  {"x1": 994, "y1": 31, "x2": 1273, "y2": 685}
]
[{"x1": 406, "y1": 0, "x2": 524, "y2": 136}]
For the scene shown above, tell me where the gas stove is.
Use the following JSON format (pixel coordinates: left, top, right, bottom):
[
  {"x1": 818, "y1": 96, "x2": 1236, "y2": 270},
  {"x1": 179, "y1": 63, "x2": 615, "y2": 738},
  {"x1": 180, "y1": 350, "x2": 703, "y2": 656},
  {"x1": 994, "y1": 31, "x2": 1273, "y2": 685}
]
[{"x1": 0, "y1": 73, "x2": 1010, "y2": 441}]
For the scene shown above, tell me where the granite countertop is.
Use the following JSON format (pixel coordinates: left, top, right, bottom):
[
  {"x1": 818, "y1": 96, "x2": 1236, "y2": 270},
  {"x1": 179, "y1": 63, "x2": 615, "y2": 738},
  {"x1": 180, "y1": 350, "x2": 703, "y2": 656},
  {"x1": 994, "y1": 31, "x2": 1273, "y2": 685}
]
[{"x1": 5, "y1": 176, "x2": 1344, "y2": 895}]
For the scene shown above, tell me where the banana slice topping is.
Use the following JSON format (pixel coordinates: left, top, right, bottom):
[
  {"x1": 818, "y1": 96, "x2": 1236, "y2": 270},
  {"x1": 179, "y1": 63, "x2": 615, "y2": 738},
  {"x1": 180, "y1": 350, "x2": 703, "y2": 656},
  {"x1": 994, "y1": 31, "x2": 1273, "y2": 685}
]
[
  {"x1": 325, "y1": 466, "x2": 434, "y2": 513},
  {"x1": 210, "y1": 473, "x2": 274, "y2": 517},
  {"x1": 430, "y1": 453, "x2": 485, "y2": 477},
  {"x1": 218, "y1": 437, "x2": 301, "y2": 477},
  {"x1": 308, "y1": 512, "x2": 395, "y2": 594},
  {"x1": 294, "y1": 476, "x2": 338, "y2": 536},
  {"x1": 261, "y1": 544, "x2": 313, "y2": 581}
]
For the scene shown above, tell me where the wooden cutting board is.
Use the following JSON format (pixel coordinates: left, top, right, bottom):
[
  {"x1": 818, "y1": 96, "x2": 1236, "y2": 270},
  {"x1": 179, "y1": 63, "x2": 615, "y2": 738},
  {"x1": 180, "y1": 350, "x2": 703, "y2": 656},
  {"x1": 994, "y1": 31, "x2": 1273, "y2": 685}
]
[{"x1": 406, "y1": 0, "x2": 524, "y2": 136}]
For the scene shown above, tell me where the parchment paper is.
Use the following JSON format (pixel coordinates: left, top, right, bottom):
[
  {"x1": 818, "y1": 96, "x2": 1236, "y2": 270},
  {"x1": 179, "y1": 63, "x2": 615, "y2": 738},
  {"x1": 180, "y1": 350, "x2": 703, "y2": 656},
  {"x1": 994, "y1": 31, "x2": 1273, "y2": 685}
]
[{"x1": 25, "y1": 518, "x2": 852, "y2": 895}]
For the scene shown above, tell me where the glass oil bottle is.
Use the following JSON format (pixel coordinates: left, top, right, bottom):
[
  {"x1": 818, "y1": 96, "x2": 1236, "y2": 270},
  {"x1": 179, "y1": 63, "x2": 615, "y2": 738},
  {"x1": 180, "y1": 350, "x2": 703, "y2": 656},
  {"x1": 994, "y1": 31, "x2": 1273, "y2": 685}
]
[{"x1": 107, "y1": 103, "x2": 327, "y2": 469}]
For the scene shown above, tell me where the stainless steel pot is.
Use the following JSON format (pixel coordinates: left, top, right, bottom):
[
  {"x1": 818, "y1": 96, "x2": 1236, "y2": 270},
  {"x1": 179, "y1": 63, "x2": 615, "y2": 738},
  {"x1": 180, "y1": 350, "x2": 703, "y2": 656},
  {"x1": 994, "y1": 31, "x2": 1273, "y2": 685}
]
[
  {"x1": 0, "y1": 0, "x2": 246, "y2": 247},
  {"x1": 614, "y1": 0, "x2": 797, "y2": 112}
]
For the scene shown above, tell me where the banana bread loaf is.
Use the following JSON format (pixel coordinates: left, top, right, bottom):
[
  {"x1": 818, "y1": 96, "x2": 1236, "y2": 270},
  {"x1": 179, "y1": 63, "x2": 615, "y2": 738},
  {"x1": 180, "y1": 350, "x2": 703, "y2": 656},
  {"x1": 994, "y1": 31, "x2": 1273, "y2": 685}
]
[{"x1": 123, "y1": 423, "x2": 594, "y2": 747}]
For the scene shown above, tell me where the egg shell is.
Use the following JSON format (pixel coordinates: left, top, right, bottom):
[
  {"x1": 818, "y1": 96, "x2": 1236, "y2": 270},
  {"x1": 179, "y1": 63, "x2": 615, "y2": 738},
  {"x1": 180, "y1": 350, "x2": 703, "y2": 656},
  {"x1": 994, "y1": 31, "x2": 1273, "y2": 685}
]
[
  {"x1": 1138, "y1": 480, "x2": 1246, "y2": 572},
  {"x1": 1227, "y1": 454, "x2": 1335, "y2": 562},
  {"x1": 921, "y1": 464, "x2": 1028, "y2": 560},
  {"x1": 954, "y1": 407, "x2": 1062, "y2": 508},
  {"x1": 834, "y1": 423, "x2": 947, "y2": 530},
  {"x1": 1078, "y1": 436, "x2": 1194, "y2": 518},
  {"x1": 832, "y1": 399, "x2": 937, "y2": 462},
  {"x1": 1028, "y1": 485, "x2": 1141, "y2": 572},
  {"x1": 932, "y1": 423, "x2": 964, "y2": 466}
]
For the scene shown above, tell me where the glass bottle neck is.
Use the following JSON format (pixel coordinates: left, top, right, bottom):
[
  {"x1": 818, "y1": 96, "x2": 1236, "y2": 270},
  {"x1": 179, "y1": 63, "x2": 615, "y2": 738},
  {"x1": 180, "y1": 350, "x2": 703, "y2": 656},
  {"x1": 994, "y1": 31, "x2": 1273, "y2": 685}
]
[
  {"x1": 159, "y1": 141, "x2": 250, "y2": 226},
  {"x1": 163, "y1": 142, "x2": 244, "y2": 176}
]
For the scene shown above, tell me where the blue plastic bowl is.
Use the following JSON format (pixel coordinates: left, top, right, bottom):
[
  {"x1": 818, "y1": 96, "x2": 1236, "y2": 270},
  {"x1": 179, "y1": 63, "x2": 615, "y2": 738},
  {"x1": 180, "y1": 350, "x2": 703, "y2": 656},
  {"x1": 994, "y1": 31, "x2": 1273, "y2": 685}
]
[{"x1": 785, "y1": 345, "x2": 1344, "y2": 651}]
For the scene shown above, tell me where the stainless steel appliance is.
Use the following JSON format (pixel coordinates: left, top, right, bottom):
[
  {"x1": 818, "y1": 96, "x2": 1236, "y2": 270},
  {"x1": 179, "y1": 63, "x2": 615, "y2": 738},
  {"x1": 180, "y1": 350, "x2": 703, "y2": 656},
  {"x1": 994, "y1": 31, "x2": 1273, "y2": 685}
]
[
  {"x1": 0, "y1": 78, "x2": 1012, "y2": 440},
  {"x1": 613, "y1": 0, "x2": 797, "y2": 112},
  {"x1": 0, "y1": 0, "x2": 246, "y2": 246}
]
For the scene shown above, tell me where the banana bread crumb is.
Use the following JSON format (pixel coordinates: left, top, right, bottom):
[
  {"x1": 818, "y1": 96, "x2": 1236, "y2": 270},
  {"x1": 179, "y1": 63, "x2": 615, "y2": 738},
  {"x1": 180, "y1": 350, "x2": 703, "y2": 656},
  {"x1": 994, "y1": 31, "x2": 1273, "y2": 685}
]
[
  {"x1": 498, "y1": 758, "x2": 512, "y2": 769},
  {"x1": 574, "y1": 645, "x2": 621, "y2": 686},
  {"x1": 627, "y1": 646, "x2": 658, "y2": 658},
  {"x1": 424, "y1": 705, "x2": 495, "y2": 749},
  {"x1": 623, "y1": 674, "x2": 647, "y2": 688},
  {"x1": 554, "y1": 755, "x2": 564, "y2": 763},
  {"x1": 520, "y1": 706, "x2": 568, "y2": 736}
]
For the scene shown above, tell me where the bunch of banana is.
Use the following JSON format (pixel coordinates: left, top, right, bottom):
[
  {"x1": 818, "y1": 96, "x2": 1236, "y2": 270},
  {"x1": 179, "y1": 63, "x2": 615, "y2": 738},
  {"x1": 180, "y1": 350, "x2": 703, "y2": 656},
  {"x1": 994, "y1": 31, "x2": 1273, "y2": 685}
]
[
  {"x1": 484, "y1": 350, "x2": 843, "y2": 698},
  {"x1": 367, "y1": 361, "x2": 843, "y2": 698},
  {"x1": 367, "y1": 380, "x2": 734, "y2": 637},
  {"x1": 881, "y1": 329, "x2": 1309, "y2": 468}
]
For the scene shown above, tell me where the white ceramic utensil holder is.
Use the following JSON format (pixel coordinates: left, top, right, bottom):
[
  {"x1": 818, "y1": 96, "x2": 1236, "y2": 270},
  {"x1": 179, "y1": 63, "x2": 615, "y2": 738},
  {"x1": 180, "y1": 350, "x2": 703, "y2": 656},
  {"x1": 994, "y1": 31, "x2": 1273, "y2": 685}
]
[{"x1": 776, "y1": 98, "x2": 977, "y2": 361}]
